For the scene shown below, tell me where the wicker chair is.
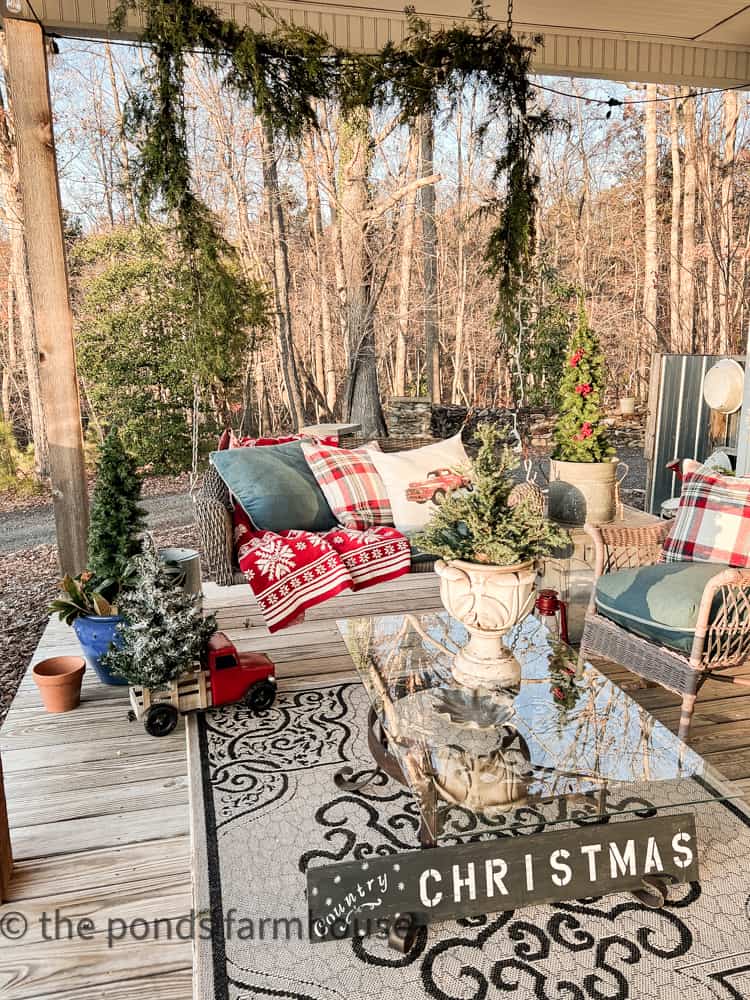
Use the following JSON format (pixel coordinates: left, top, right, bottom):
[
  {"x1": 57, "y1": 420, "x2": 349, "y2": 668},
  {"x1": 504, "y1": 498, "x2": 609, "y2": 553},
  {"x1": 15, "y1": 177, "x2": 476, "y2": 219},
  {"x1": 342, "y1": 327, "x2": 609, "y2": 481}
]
[
  {"x1": 194, "y1": 435, "x2": 439, "y2": 587},
  {"x1": 580, "y1": 520, "x2": 750, "y2": 740}
]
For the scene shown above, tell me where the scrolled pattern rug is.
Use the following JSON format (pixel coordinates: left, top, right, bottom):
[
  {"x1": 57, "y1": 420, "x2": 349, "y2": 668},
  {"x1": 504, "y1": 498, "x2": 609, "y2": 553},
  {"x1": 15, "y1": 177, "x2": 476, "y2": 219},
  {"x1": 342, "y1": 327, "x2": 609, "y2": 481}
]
[{"x1": 188, "y1": 681, "x2": 750, "y2": 1000}]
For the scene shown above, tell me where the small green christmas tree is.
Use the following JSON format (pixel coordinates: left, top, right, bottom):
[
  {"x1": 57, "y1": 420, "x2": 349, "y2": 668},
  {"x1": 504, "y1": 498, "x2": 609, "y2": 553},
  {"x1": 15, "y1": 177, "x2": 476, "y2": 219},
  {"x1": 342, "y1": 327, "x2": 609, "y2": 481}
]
[
  {"x1": 102, "y1": 549, "x2": 216, "y2": 688},
  {"x1": 552, "y1": 301, "x2": 614, "y2": 463},
  {"x1": 87, "y1": 428, "x2": 147, "y2": 588},
  {"x1": 414, "y1": 423, "x2": 568, "y2": 565}
]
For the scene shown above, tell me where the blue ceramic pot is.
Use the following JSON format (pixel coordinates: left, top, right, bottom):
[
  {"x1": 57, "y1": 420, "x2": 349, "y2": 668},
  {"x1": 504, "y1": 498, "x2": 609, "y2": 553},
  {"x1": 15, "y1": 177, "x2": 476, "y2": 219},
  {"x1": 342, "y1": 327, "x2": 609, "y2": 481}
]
[{"x1": 72, "y1": 614, "x2": 127, "y2": 686}]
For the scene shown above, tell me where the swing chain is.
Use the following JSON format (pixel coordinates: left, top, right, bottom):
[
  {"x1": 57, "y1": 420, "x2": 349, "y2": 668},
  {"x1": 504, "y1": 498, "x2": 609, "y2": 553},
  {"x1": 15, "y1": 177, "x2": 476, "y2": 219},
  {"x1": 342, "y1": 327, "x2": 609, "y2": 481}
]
[{"x1": 506, "y1": 0, "x2": 513, "y2": 34}]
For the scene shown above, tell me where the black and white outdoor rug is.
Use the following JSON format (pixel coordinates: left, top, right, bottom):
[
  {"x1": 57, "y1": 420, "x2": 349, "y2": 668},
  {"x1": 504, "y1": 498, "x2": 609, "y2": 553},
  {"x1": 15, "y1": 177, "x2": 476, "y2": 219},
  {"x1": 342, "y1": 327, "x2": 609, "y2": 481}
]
[{"x1": 189, "y1": 681, "x2": 750, "y2": 1000}]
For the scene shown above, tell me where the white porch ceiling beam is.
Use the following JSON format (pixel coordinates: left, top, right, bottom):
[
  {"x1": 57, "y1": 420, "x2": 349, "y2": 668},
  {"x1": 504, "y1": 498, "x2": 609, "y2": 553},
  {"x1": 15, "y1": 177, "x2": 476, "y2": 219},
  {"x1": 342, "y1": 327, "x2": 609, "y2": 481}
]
[{"x1": 4, "y1": 0, "x2": 750, "y2": 88}]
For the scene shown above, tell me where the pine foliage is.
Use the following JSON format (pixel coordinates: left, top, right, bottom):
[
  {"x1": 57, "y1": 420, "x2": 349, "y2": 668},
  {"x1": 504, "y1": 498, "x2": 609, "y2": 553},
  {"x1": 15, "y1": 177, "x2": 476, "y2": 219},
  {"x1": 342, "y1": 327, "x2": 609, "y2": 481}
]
[
  {"x1": 414, "y1": 423, "x2": 568, "y2": 565},
  {"x1": 103, "y1": 548, "x2": 217, "y2": 688},
  {"x1": 87, "y1": 428, "x2": 147, "y2": 587},
  {"x1": 114, "y1": 0, "x2": 552, "y2": 322},
  {"x1": 551, "y1": 302, "x2": 614, "y2": 463}
]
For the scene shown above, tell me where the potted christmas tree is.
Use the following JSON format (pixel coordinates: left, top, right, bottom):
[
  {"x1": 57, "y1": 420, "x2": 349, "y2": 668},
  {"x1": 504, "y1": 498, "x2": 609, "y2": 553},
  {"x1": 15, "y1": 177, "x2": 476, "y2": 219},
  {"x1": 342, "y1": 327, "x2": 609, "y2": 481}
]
[
  {"x1": 414, "y1": 423, "x2": 568, "y2": 689},
  {"x1": 50, "y1": 428, "x2": 146, "y2": 685},
  {"x1": 548, "y1": 301, "x2": 618, "y2": 525},
  {"x1": 102, "y1": 548, "x2": 215, "y2": 688}
]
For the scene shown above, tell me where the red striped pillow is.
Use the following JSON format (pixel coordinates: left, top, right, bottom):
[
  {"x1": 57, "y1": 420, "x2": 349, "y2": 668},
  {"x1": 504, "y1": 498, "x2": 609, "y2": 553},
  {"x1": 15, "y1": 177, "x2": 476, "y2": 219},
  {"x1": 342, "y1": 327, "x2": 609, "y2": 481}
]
[{"x1": 301, "y1": 442, "x2": 392, "y2": 530}]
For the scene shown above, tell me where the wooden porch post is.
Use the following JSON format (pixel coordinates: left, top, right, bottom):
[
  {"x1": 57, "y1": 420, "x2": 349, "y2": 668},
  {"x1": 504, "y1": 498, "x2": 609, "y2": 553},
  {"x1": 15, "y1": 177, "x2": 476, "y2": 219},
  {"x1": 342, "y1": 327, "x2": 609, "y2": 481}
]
[
  {"x1": 3, "y1": 17, "x2": 89, "y2": 574},
  {"x1": 0, "y1": 756, "x2": 12, "y2": 903}
]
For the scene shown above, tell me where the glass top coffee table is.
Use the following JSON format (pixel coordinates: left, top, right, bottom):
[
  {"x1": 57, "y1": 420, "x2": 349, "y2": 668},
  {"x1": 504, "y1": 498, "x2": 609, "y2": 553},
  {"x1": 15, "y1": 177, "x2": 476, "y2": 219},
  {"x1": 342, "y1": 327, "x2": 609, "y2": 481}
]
[{"x1": 336, "y1": 611, "x2": 741, "y2": 851}]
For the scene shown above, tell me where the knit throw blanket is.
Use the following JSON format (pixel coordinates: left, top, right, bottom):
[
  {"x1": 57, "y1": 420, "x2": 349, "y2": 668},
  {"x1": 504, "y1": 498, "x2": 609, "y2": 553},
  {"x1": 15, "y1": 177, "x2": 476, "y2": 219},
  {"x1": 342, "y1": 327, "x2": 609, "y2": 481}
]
[{"x1": 232, "y1": 506, "x2": 411, "y2": 632}]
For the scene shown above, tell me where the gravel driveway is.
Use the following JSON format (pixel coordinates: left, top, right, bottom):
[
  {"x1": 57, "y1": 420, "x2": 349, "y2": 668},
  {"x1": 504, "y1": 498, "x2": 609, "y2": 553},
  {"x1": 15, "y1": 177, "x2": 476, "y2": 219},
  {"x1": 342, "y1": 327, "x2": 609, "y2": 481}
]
[{"x1": 0, "y1": 491, "x2": 195, "y2": 554}]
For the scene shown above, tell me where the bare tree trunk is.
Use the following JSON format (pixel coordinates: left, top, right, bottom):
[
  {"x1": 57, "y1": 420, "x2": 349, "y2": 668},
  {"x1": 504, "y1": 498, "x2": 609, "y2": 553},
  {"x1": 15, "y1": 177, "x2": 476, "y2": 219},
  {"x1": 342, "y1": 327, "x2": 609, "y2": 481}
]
[
  {"x1": 317, "y1": 105, "x2": 350, "y2": 372},
  {"x1": 2, "y1": 275, "x2": 15, "y2": 420},
  {"x1": 679, "y1": 89, "x2": 698, "y2": 354},
  {"x1": 259, "y1": 119, "x2": 305, "y2": 429},
  {"x1": 419, "y1": 111, "x2": 440, "y2": 402},
  {"x1": 719, "y1": 89, "x2": 739, "y2": 354},
  {"x1": 574, "y1": 97, "x2": 592, "y2": 291},
  {"x1": 301, "y1": 132, "x2": 336, "y2": 412},
  {"x1": 451, "y1": 123, "x2": 466, "y2": 406},
  {"x1": 254, "y1": 354, "x2": 272, "y2": 436},
  {"x1": 642, "y1": 86, "x2": 659, "y2": 360},
  {"x1": 394, "y1": 123, "x2": 420, "y2": 396},
  {"x1": 338, "y1": 108, "x2": 386, "y2": 437},
  {"x1": 0, "y1": 55, "x2": 48, "y2": 475},
  {"x1": 698, "y1": 95, "x2": 716, "y2": 353},
  {"x1": 104, "y1": 42, "x2": 137, "y2": 223}
]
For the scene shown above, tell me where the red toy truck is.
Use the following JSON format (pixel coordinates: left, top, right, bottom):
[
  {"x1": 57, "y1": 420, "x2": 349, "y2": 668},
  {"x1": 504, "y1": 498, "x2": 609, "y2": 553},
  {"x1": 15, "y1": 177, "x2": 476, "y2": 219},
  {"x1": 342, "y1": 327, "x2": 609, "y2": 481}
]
[
  {"x1": 405, "y1": 468, "x2": 472, "y2": 505},
  {"x1": 129, "y1": 631, "x2": 276, "y2": 737}
]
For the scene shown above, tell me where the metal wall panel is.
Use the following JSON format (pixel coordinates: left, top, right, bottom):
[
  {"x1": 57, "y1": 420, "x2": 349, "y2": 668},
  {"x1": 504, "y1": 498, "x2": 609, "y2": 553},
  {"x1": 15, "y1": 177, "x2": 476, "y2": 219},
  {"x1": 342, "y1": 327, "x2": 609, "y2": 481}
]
[{"x1": 646, "y1": 354, "x2": 741, "y2": 514}]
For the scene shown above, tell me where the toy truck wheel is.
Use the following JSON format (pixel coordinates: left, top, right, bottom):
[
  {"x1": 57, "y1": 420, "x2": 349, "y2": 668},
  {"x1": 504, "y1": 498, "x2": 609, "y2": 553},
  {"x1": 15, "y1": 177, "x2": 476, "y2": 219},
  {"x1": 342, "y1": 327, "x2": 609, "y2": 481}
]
[
  {"x1": 143, "y1": 703, "x2": 180, "y2": 737},
  {"x1": 245, "y1": 679, "x2": 276, "y2": 712},
  {"x1": 432, "y1": 488, "x2": 446, "y2": 505}
]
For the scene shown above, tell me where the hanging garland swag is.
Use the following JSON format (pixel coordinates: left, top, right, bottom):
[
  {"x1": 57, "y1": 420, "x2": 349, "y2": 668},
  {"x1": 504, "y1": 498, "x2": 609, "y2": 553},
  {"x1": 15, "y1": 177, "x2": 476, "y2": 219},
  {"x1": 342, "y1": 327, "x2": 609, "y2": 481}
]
[{"x1": 114, "y1": 0, "x2": 552, "y2": 320}]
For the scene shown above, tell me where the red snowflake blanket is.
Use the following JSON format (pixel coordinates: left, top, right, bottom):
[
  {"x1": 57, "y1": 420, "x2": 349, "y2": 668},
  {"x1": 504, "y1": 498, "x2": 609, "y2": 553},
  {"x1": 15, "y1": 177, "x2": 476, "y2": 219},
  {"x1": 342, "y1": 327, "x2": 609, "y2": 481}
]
[{"x1": 232, "y1": 506, "x2": 411, "y2": 632}]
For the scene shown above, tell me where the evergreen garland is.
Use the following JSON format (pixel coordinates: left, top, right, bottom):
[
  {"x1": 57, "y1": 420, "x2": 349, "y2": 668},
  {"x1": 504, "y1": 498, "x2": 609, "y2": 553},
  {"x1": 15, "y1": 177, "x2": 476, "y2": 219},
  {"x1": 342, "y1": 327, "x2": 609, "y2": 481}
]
[
  {"x1": 87, "y1": 428, "x2": 147, "y2": 589},
  {"x1": 114, "y1": 0, "x2": 552, "y2": 319},
  {"x1": 414, "y1": 423, "x2": 568, "y2": 565},
  {"x1": 551, "y1": 301, "x2": 614, "y2": 463},
  {"x1": 103, "y1": 548, "x2": 217, "y2": 687}
]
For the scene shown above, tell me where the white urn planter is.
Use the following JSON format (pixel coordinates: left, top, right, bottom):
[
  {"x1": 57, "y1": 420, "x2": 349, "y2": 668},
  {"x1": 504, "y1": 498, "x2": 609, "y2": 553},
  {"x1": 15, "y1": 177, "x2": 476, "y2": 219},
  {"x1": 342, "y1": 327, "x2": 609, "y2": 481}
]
[{"x1": 435, "y1": 558, "x2": 536, "y2": 689}]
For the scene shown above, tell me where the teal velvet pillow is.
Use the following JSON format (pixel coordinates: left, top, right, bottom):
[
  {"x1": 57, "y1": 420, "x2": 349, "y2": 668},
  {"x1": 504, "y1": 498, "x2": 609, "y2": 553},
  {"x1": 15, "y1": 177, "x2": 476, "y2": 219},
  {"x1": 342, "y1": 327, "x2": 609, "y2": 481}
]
[
  {"x1": 210, "y1": 442, "x2": 337, "y2": 533},
  {"x1": 595, "y1": 561, "x2": 728, "y2": 654}
]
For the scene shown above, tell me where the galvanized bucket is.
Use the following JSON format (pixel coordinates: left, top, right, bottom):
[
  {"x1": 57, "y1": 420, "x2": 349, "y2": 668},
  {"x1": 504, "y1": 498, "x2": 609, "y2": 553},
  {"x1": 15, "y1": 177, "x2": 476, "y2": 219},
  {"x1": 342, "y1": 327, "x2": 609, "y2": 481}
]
[{"x1": 548, "y1": 458, "x2": 620, "y2": 525}]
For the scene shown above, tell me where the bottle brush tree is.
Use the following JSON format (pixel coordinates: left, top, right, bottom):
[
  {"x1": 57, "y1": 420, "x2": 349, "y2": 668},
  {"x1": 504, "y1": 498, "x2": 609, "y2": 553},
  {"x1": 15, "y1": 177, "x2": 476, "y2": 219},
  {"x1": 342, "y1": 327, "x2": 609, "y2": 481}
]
[
  {"x1": 103, "y1": 548, "x2": 217, "y2": 688},
  {"x1": 87, "y1": 428, "x2": 147, "y2": 590},
  {"x1": 552, "y1": 301, "x2": 614, "y2": 463},
  {"x1": 414, "y1": 423, "x2": 568, "y2": 565}
]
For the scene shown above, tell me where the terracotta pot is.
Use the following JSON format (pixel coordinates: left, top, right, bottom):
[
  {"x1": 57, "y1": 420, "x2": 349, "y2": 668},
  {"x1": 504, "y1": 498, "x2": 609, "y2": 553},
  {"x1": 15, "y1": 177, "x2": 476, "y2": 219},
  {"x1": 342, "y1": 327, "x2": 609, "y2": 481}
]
[
  {"x1": 435, "y1": 558, "x2": 536, "y2": 689},
  {"x1": 548, "y1": 458, "x2": 619, "y2": 526},
  {"x1": 32, "y1": 656, "x2": 85, "y2": 713}
]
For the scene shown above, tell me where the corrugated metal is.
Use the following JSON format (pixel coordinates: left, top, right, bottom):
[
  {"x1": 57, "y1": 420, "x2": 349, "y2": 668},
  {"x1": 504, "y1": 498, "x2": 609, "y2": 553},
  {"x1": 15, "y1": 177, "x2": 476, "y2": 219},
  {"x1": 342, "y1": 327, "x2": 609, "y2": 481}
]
[
  {"x1": 647, "y1": 354, "x2": 741, "y2": 515},
  {"x1": 5, "y1": 0, "x2": 750, "y2": 87}
]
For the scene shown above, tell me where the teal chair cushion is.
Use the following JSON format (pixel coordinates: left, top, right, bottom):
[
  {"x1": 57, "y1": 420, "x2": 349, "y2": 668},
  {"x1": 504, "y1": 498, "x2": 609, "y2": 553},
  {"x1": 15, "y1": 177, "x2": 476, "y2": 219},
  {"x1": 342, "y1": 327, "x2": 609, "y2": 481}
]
[
  {"x1": 210, "y1": 442, "x2": 337, "y2": 534},
  {"x1": 595, "y1": 561, "x2": 729, "y2": 654}
]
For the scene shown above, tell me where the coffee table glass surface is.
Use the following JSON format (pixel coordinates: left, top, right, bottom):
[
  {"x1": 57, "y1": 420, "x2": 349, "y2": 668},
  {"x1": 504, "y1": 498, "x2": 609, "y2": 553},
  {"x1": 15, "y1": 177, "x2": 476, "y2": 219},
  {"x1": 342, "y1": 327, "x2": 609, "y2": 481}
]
[{"x1": 337, "y1": 611, "x2": 741, "y2": 844}]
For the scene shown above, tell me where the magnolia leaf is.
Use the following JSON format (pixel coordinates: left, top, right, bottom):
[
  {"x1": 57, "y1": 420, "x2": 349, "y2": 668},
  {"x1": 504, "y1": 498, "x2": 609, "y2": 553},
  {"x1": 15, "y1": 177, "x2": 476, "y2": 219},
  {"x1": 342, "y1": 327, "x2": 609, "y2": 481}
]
[{"x1": 92, "y1": 593, "x2": 113, "y2": 616}]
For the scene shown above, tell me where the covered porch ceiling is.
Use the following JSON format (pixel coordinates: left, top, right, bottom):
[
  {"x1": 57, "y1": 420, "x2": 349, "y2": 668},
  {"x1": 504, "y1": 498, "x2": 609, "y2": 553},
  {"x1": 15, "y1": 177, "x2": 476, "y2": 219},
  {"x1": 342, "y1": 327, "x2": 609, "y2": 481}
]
[{"x1": 4, "y1": 0, "x2": 750, "y2": 87}]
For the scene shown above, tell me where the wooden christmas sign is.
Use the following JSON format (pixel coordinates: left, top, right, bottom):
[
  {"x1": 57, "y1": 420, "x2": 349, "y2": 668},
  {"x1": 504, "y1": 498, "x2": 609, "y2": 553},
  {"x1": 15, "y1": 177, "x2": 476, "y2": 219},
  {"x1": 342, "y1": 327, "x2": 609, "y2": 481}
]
[{"x1": 307, "y1": 813, "x2": 699, "y2": 943}]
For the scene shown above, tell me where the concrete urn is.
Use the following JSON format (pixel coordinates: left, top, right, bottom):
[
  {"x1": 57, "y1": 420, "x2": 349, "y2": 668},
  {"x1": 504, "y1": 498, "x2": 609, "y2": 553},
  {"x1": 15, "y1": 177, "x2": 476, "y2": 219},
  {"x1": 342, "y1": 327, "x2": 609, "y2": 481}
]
[{"x1": 435, "y1": 558, "x2": 537, "y2": 689}]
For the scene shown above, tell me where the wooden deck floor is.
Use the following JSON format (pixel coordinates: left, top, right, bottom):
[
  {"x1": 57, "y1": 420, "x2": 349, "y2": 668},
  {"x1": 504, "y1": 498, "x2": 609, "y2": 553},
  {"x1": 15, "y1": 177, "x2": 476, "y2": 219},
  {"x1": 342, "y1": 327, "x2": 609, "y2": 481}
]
[
  {"x1": 2, "y1": 572, "x2": 750, "y2": 998},
  {"x1": 0, "y1": 573, "x2": 445, "y2": 999}
]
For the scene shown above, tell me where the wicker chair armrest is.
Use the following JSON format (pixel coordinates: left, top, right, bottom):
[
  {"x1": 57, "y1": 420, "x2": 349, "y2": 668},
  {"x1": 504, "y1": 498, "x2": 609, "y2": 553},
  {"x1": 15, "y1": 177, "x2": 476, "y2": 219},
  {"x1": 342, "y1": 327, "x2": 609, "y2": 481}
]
[
  {"x1": 691, "y1": 567, "x2": 750, "y2": 668},
  {"x1": 585, "y1": 520, "x2": 670, "y2": 580}
]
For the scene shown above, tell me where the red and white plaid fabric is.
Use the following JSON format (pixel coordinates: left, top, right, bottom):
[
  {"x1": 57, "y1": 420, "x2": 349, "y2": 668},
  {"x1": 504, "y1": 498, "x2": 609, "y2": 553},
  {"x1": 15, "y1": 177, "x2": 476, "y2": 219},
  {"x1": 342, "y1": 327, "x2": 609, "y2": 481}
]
[
  {"x1": 661, "y1": 463, "x2": 750, "y2": 566},
  {"x1": 301, "y1": 441, "x2": 392, "y2": 530},
  {"x1": 232, "y1": 505, "x2": 410, "y2": 632}
]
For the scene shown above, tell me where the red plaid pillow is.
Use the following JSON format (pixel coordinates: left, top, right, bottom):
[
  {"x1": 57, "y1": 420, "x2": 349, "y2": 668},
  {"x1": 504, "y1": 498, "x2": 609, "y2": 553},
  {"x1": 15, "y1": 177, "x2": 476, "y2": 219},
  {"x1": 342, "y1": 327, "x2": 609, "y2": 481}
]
[
  {"x1": 301, "y1": 441, "x2": 392, "y2": 530},
  {"x1": 661, "y1": 463, "x2": 750, "y2": 566}
]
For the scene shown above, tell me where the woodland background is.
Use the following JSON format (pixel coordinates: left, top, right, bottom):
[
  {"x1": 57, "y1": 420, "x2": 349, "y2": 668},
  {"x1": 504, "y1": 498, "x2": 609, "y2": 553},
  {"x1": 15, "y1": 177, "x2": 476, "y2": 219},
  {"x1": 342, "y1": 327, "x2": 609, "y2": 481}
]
[{"x1": 1, "y1": 38, "x2": 749, "y2": 477}]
